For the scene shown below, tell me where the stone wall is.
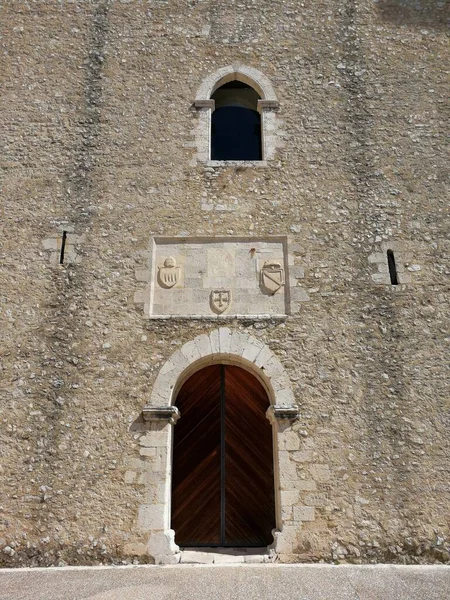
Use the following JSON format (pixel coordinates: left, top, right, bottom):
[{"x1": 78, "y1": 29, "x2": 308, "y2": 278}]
[{"x1": 1, "y1": 0, "x2": 448, "y2": 566}]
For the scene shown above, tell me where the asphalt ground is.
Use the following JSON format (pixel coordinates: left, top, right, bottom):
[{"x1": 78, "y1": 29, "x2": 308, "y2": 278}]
[{"x1": 0, "y1": 564, "x2": 449, "y2": 600}]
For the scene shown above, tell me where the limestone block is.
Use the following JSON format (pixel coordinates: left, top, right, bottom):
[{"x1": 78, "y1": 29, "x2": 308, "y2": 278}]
[
  {"x1": 254, "y1": 345, "x2": 274, "y2": 368},
  {"x1": 147, "y1": 529, "x2": 179, "y2": 558},
  {"x1": 180, "y1": 339, "x2": 202, "y2": 363},
  {"x1": 291, "y1": 450, "x2": 314, "y2": 463},
  {"x1": 304, "y1": 492, "x2": 327, "y2": 507},
  {"x1": 123, "y1": 542, "x2": 148, "y2": 557},
  {"x1": 229, "y1": 330, "x2": 248, "y2": 356},
  {"x1": 270, "y1": 371, "x2": 292, "y2": 392},
  {"x1": 126, "y1": 458, "x2": 148, "y2": 471},
  {"x1": 291, "y1": 287, "x2": 310, "y2": 302},
  {"x1": 281, "y1": 490, "x2": 300, "y2": 507},
  {"x1": 146, "y1": 482, "x2": 166, "y2": 505},
  {"x1": 138, "y1": 504, "x2": 165, "y2": 531},
  {"x1": 139, "y1": 447, "x2": 157, "y2": 457},
  {"x1": 273, "y1": 387, "x2": 295, "y2": 406},
  {"x1": 371, "y1": 273, "x2": 389, "y2": 284},
  {"x1": 140, "y1": 431, "x2": 167, "y2": 448},
  {"x1": 368, "y1": 252, "x2": 385, "y2": 263},
  {"x1": 155, "y1": 553, "x2": 181, "y2": 565},
  {"x1": 209, "y1": 329, "x2": 221, "y2": 355},
  {"x1": 244, "y1": 554, "x2": 268, "y2": 563},
  {"x1": 150, "y1": 373, "x2": 178, "y2": 402},
  {"x1": 161, "y1": 354, "x2": 190, "y2": 381},
  {"x1": 294, "y1": 506, "x2": 316, "y2": 522},
  {"x1": 213, "y1": 553, "x2": 245, "y2": 564},
  {"x1": 153, "y1": 448, "x2": 168, "y2": 473},
  {"x1": 135, "y1": 269, "x2": 150, "y2": 282},
  {"x1": 309, "y1": 464, "x2": 331, "y2": 483},
  {"x1": 278, "y1": 450, "x2": 298, "y2": 482},
  {"x1": 262, "y1": 356, "x2": 285, "y2": 380},
  {"x1": 136, "y1": 471, "x2": 162, "y2": 486},
  {"x1": 290, "y1": 265, "x2": 305, "y2": 279},
  {"x1": 273, "y1": 526, "x2": 299, "y2": 554},
  {"x1": 147, "y1": 388, "x2": 171, "y2": 410},
  {"x1": 377, "y1": 262, "x2": 390, "y2": 273},
  {"x1": 194, "y1": 333, "x2": 213, "y2": 358},
  {"x1": 158, "y1": 355, "x2": 180, "y2": 376},
  {"x1": 124, "y1": 471, "x2": 136, "y2": 484},
  {"x1": 297, "y1": 480, "x2": 317, "y2": 491},
  {"x1": 219, "y1": 327, "x2": 232, "y2": 354},
  {"x1": 42, "y1": 238, "x2": 58, "y2": 250},
  {"x1": 134, "y1": 289, "x2": 148, "y2": 304},
  {"x1": 242, "y1": 339, "x2": 264, "y2": 362},
  {"x1": 281, "y1": 504, "x2": 294, "y2": 521},
  {"x1": 181, "y1": 551, "x2": 215, "y2": 564},
  {"x1": 281, "y1": 431, "x2": 300, "y2": 451}
]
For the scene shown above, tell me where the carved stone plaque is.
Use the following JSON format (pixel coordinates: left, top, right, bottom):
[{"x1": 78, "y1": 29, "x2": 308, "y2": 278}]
[
  {"x1": 158, "y1": 257, "x2": 181, "y2": 288},
  {"x1": 260, "y1": 260, "x2": 285, "y2": 294},
  {"x1": 148, "y1": 237, "x2": 289, "y2": 318},
  {"x1": 210, "y1": 290, "x2": 231, "y2": 314}
]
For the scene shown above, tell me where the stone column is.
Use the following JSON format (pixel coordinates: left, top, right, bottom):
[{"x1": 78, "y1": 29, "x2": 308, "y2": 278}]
[
  {"x1": 266, "y1": 405, "x2": 305, "y2": 556},
  {"x1": 139, "y1": 406, "x2": 180, "y2": 564}
]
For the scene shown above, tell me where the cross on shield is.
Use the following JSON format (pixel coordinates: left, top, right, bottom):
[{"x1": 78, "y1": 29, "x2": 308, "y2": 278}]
[
  {"x1": 260, "y1": 261, "x2": 285, "y2": 294},
  {"x1": 210, "y1": 290, "x2": 231, "y2": 314}
]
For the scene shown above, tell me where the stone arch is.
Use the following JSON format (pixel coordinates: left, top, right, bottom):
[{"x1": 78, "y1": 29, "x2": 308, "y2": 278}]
[
  {"x1": 148, "y1": 327, "x2": 294, "y2": 410},
  {"x1": 191, "y1": 65, "x2": 282, "y2": 165},
  {"x1": 135, "y1": 328, "x2": 300, "y2": 564},
  {"x1": 194, "y1": 64, "x2": 278, "y2": 104}
]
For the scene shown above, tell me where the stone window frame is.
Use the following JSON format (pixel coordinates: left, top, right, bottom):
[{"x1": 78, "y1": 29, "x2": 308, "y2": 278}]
[
  {"x1": 41, "y1": 226, "x2": 85, "y2": 266},
  {"x1": 191, "y1": 64, "x2": 282, "y2": 167},
  {"x1": 126, "y1": 327, "x2": 320, "y2": 565},
  {"x1": 369, "y1": 241, "x2": 423, "y2": 286}
]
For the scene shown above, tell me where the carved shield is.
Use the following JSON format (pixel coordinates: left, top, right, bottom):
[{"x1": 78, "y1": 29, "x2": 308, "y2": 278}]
[
  {"x1": 260, "y1": 261, "x2": 284, "y2": 294},
  {"x1": 210, "y1": 290, "x2": 231, "y2": 314},
  {"x1": 158, "y1": 257, "x2": 181, "y2": 288}
]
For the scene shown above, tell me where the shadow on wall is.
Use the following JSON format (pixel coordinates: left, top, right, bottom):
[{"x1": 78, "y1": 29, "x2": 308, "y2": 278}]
[{"x1": 376, "y1": 0, "x2": 449, "y2": 30}]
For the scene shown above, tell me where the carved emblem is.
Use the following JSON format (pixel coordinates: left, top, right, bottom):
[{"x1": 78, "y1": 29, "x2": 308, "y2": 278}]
[
  {"x1": 210, "y1": 290, "x2": 231, "y2": 314},
  {"x1": 260, "y1": 260, "x2": 285, "y2": 294},
  {"x1": 158, "y1": 257, "x2": 181, "y2": 288}
]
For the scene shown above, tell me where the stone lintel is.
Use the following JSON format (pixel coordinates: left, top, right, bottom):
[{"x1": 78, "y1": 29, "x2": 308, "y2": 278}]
[
  {"x1": 258, "y1": 99, "x2": 280, "y2": 112},
  {"x1": 194, "y1": 99, "x2": 215, "y2": 110},
  {"x1": 266, "y1": 405, "x2": 299, "y2": 423},
  {"x1": 142, "y1": 406, "x2": 180, "y2": 425}
]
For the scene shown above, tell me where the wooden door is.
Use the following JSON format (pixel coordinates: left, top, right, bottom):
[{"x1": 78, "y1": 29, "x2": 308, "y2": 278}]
[{"x1": 171, "y1": 364, "x2": 275, "y2": 547}]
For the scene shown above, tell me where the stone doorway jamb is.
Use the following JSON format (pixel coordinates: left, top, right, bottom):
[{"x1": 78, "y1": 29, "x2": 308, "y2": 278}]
[{"x1": 136, "y1": 327, "x2": 299, "y2": 564}]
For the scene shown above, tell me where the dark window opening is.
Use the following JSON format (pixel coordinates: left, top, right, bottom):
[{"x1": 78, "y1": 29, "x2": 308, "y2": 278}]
[
  {"x1": 387, "y1": 249, "x2": 399, "y2": 285},
  {"x1": 211, "y1": 81, "x2": 262, "y2": 161},
  {"x1": 59, "y1": 231, "x2": 67, "y2": 265}
]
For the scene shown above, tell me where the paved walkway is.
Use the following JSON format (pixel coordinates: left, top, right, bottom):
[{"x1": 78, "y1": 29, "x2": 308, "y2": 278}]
[{"x1": 0, "y1": 564, "x2": 449, "y2": 600}]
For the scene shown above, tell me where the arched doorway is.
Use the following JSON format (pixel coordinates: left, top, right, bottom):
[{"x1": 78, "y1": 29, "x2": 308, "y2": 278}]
[{"x1": 171, "y1": 364, "x2": 275, "y2": 547}]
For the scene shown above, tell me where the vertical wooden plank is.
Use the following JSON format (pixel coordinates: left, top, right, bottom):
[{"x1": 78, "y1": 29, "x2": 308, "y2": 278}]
[
  {"x1": 224, "y1": 365, "x2": 276, "y2": 546},
  {"x1": 171, "y1": 365, "x2": 222, "y2": 546}
]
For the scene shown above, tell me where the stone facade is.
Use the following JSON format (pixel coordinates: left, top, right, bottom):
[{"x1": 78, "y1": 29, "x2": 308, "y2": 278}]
[{"x1": 1, "y1": 0, "x2": 449, "y2": 567}]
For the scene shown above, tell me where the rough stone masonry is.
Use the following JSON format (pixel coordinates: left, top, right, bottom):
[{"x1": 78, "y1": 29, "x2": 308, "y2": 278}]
[{"x1": 0, "y1": 0, "x2": 449, "y2": 566}]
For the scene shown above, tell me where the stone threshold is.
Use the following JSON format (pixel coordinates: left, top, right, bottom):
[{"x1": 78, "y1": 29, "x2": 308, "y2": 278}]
[{"x1": 179, "y1": 548, "x2": 275, "y2": 564}]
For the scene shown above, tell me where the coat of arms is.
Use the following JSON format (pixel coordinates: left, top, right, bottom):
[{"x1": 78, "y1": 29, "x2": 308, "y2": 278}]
[
  {"x1": 158, "y1": 257, "x2": 181, "y2": 288},
  {"x1": 210, "y1": 290, "x2": 231, "y2": 314},
  {"x1": 260, "y1": 260, "x2": 285, "y2": 294}
]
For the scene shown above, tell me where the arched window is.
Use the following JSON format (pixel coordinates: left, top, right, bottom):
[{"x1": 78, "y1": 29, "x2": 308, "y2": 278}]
[
  {"x1": 193, "y1": 65, "x2": 281, "y2": 165},
  {"x1": 211, "y1": 81, "x2": 262, "y2": 161}
]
